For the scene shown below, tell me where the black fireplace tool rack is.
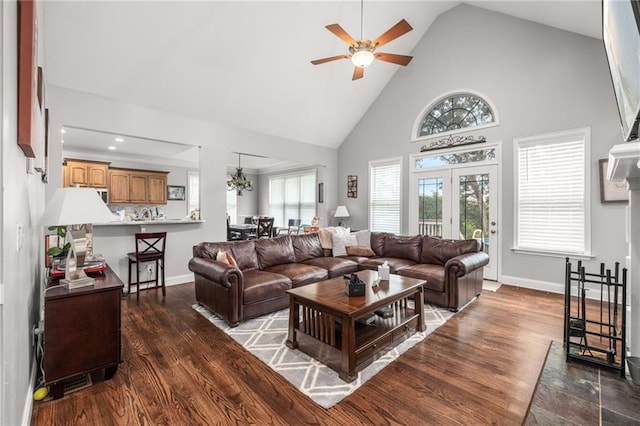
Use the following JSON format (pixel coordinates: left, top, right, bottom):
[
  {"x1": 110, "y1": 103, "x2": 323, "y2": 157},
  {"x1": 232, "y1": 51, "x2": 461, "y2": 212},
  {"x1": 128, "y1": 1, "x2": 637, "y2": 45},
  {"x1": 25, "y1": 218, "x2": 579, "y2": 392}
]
[{"x1": 564, "y1": 258, "x2": 627, "y2": 377}]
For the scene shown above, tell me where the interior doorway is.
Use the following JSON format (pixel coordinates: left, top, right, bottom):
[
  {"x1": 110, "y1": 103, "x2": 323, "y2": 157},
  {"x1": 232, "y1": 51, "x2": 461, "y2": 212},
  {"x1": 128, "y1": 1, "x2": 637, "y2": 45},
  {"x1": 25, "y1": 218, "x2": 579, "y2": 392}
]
[{"x1": 409, "y1": 145, "x2": 500, "y2": 281}]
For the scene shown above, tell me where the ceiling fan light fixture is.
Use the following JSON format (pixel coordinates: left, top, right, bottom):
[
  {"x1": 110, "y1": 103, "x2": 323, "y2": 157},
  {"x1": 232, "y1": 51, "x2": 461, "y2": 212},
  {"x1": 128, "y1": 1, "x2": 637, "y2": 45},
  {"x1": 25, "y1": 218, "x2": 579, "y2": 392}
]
[{"x1": 351, "y1": 49, "x2": 374, "y2": 68}]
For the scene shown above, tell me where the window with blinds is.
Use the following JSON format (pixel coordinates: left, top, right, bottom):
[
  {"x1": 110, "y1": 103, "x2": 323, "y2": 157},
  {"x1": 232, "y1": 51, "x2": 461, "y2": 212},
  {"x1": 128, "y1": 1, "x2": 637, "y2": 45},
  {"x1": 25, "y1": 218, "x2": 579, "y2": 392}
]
[
  {"x1": 515, "y1": 128, "x2": 590, "y2": 255},
  {"x1": 269, "y1": 171, "x2": 316, "y2": 227},
  {"x1": 369, "y1": 158, "x2": 402, "y2": 234},
  {"x1": 226, "y1": 179, "x2": 237, "y2": 224}
]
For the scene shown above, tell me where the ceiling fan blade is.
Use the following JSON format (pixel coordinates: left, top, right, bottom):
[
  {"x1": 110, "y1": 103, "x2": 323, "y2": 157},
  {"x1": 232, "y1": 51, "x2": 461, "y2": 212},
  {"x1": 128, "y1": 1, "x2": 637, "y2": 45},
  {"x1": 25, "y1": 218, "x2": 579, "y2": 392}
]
[
  {"x1": 375, "y1": 52, "x2": 413, "y2": 66},
  {"x1": 372, "y1": 19, "x2": 413, "y2": 48},
  {"x1": 352, "y1": 66, "x2": 364, "y2": 80},
  {"x1": 325, "y1": 23, "x2": 358, "y2": 46},
  {"x1": 311, "y1": 54, "x2": 350, "y2": 65}
]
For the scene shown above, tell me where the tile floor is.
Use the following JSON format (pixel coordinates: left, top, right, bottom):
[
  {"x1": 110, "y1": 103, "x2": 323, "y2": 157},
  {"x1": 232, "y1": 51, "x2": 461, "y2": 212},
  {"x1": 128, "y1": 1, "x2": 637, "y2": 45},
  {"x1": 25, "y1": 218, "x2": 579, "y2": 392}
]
[{"x1": 526, "y1": 341, "x2": 640, "y2": 425}]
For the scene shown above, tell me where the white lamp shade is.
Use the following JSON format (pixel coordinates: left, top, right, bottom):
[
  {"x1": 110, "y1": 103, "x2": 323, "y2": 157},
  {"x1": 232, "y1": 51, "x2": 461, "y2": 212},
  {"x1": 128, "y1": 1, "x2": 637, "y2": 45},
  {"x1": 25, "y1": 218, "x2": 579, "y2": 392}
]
[
  {"x1": 351, "y1": 50, "x2": 374, "y2": 68},
  {"x1": 334, "y1": 205, "x2": 350, "y2": 218},
  {"x1": 38, "y1": 187, "x2": 115, "y2": 226}
]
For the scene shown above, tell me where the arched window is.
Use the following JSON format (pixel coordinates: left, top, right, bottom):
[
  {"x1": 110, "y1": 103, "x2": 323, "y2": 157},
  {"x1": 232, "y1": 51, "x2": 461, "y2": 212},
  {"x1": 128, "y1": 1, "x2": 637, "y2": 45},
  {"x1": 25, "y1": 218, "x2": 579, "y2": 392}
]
[{"x1": 416, "y1": 93, "x2": 496, "y2": 138}]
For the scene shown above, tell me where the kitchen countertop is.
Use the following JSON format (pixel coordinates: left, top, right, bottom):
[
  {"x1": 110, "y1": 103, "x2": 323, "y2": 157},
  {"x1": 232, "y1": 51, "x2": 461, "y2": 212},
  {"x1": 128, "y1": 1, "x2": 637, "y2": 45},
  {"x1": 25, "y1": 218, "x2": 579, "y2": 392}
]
[{"x1": 94, "y1": 219, "x2": 205, "y2": 226}]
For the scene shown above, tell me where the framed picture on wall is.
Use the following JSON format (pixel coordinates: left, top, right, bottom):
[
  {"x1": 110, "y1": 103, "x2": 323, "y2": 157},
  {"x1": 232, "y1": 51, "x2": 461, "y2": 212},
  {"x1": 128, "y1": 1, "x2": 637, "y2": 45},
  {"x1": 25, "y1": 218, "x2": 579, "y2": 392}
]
[
  {"x1": 318, "y1": 183, "x2": 324, "y2": 203},
  {"x1": 347, "y1": 175, "x2": 357, "y2": 198},
  {"x1": 599, "y1": 159, "x2": 628, "y2": 203},
  {"x1": 17, "y1": 0, "x2": 38, "y2": 158},
  {"x1": 167, "y1": 185, "x2": 186, "y2": 201}
]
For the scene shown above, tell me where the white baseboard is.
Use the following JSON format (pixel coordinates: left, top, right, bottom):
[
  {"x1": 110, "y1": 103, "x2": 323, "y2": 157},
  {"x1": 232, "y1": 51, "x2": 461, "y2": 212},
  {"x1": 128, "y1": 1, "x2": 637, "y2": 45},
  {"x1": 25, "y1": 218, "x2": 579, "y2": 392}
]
[
  {"x1": 132, "y1": 273, "x2": 192, "y2": 292},
  {"x1": 501, "y1": 275, "x2": 564, "y2": 294},
  {"x1": 501, "y1": 275, "x2": 620, "y2": 302}
]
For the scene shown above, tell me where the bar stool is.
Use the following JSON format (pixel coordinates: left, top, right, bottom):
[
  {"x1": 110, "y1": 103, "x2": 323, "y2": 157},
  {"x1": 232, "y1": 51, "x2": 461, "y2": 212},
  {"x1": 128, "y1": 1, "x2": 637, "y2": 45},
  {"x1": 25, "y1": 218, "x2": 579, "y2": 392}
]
[{"x1": 127, "y1": 232, "x2": 167, "y2": 301}]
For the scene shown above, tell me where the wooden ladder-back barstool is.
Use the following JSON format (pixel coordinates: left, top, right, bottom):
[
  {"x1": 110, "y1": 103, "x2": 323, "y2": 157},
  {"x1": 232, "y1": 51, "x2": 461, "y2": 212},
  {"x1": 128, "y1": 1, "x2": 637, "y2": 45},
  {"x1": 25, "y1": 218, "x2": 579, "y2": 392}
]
[{"x1": 127, "y1": 232, "x2": 167, "y2": 301}]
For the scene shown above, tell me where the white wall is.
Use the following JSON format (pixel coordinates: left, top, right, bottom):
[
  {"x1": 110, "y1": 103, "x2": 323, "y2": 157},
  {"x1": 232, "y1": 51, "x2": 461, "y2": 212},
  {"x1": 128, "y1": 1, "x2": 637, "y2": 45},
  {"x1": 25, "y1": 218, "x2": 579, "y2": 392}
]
[
  {"x1": 46, "y1": 86, "x2": 339, "y2": 283},
  {"x1": 1, "y1": 1, "x2": 47, "y2": 425},
  {"x1": 338, "y1": 4, "x2": 627, "y2": 288}
]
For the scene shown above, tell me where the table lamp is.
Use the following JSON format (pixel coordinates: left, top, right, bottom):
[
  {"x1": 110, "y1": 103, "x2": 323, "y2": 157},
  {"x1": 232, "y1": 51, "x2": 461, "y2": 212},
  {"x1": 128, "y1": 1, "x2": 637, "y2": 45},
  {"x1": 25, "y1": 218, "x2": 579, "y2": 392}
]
[
  {"x1": 39, "y1": 187, "x2": 115, "y2": 288},
  {"x1": 334, "y1": 205, "x2": 350, "y2": 227}
]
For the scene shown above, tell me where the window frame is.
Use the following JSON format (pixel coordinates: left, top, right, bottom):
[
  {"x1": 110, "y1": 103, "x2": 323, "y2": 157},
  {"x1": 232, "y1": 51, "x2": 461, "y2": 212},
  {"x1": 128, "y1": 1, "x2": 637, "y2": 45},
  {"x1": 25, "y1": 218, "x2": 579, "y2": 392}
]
[
  {"x1": 512, "y1": 127, "x2": 592, "y2": 258},
  {"x1": 369, "y1": 157, "x2": 402, "y2": 234},
  {"x1": 411, "y1": 89, "x2": 500, "y2": 143}
]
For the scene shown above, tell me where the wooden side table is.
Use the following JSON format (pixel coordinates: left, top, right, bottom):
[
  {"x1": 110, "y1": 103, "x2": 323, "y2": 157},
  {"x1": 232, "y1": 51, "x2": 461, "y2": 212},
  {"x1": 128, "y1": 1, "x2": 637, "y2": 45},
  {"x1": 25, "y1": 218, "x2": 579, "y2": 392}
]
[{"x1": 44, "y1": 265, "x2": 123, "y2": 399}]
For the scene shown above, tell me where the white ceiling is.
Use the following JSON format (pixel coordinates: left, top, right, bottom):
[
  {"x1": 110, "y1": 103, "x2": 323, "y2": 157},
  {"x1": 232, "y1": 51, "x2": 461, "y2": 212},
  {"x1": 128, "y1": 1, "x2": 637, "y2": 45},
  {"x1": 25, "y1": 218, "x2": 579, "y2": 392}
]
[{"x1": 44, "y1": 1, "x2": 602, "y2": 154}]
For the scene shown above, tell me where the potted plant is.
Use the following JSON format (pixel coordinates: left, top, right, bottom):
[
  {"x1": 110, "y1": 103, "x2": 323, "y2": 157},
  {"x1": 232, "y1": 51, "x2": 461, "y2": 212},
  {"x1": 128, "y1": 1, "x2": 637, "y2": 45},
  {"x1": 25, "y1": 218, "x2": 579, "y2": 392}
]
[{"x1": 47, "y1": 225, "x2": 70, "y2": 258}]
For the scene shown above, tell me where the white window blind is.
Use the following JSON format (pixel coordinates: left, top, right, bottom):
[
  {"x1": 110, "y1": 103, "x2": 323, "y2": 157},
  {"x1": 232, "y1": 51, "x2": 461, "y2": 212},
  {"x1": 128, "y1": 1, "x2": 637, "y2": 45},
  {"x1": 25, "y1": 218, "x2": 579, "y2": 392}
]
[
  {"x1": 188, "y1": 171, "x2": 199, "y2": 217},
  {"x1": 269, "y1": 171, "x2": 316, "y2": 227},
  {"x1": 369, "y1": 158, "x2": 401, "y2": 234},
  {"x1": 515, "y1": 128, "x2": 589, "y2": 255}
]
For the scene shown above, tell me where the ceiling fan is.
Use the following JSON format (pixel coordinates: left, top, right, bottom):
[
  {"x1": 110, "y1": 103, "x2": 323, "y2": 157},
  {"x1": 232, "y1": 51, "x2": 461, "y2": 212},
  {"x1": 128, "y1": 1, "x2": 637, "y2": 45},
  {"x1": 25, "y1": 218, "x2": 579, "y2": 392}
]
[{"x1": 311, "y1": 1, "x2": 413, "y2": 80}]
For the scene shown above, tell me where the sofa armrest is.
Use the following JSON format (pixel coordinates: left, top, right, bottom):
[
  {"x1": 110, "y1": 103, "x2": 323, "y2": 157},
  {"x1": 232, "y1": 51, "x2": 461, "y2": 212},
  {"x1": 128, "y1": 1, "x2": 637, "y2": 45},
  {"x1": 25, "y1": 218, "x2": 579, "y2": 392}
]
[
  {"x1": 188, "y1": 257, "x2": 242, "y2": 288},
  {"x1": 445, "y1": 251, "x2": 490, "y2": 277}
]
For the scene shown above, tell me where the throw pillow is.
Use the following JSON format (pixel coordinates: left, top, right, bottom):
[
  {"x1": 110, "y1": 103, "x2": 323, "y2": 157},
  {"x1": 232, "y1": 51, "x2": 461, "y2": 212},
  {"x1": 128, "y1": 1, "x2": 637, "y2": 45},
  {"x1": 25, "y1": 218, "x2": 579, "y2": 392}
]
[
  {"x1": 353, "y1": 229, "x2": 371, "y2": 248},
  {"x1": 216, "y1": 250, "x2": 237, "y2": 267},
  {"x1": 345, "y1": 245, "x2": 375, "y2": 257},
  {"x1": 318, "y1": 226, "x2": 351, "y2": 249},
  {"x1": 332, "y1": 233, "x2": 358, "y2": 257}
]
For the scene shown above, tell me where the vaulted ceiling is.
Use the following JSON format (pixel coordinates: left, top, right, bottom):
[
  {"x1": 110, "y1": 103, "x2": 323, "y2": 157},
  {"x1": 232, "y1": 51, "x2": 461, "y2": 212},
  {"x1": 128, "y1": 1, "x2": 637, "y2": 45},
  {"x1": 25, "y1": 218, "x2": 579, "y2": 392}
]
[{"x1": 44, "y1": 1, "x2": 601, "y2": 150}]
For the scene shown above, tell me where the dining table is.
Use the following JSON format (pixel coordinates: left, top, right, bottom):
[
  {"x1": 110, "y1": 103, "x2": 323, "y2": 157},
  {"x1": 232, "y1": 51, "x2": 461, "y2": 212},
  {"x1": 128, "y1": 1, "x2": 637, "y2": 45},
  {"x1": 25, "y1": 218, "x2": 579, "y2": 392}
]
[{"x1": 229, "y1": 223, "x2": 257, "y2": 240}]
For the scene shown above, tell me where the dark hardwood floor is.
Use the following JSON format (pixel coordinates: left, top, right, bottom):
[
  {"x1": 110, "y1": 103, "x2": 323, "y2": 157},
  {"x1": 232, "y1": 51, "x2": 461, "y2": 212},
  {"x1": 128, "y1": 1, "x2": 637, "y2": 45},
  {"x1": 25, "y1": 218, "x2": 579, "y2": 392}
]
[{"x1": 32, "y1": 283, "x2": 565, "y2": 425}]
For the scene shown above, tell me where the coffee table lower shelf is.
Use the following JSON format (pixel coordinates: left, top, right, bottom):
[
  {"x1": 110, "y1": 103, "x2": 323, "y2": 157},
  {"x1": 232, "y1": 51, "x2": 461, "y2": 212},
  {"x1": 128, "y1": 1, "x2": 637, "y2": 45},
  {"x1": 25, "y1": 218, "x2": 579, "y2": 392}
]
[{"x1": 291, "y1": 311, "x2": 420, "y2": 382}]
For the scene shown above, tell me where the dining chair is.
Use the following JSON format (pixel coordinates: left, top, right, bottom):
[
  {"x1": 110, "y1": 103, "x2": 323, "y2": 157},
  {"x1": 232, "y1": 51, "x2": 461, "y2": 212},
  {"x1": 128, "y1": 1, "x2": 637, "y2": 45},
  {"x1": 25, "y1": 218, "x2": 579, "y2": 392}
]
[
  {"x1": 127, "y1": 232, "x2": 167, "y2": 302},
  {"x1": 278, "y1": 218, "x2": 302, "y2": 235},
  {"x1": 248, "y1": 217, "x2": 274, "y2": 239},
  {"x1": 227, "y1": 216, "x2": 241, "y2": 241}
]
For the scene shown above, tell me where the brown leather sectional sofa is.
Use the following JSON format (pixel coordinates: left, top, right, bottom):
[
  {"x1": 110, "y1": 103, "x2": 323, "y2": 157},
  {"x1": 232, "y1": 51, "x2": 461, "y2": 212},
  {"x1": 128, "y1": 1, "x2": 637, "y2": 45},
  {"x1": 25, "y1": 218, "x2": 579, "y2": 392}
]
[{"x1": 189, "y1": 232, "x2": 490, "y2": 327}]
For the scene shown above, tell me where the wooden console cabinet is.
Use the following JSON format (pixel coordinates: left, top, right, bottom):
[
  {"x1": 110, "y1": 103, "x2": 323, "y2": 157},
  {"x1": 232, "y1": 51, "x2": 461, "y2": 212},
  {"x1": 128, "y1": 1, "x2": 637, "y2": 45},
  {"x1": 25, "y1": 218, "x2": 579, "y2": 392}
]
[
  {"x1": 44, "y1": 265, "x2": 123, "y2": 399},
  {"x1": 108, "y1": 168, "x2": 168, "y2": 204}
]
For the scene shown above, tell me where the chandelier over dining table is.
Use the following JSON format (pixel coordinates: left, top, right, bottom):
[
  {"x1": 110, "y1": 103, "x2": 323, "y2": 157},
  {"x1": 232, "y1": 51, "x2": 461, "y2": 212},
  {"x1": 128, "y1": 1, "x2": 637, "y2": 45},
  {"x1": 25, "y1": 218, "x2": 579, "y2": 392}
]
[{"x1": 228, "y1": 153, "x2": 253, "y2": 196}]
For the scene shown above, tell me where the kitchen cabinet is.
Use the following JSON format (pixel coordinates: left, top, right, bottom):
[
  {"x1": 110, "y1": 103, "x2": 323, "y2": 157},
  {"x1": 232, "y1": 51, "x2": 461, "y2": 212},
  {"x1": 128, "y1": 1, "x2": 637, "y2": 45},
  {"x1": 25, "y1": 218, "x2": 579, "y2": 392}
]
[
  {"x1": 44, "y1": 265, "x2": 123, "y2": 399},
  {"x1": 63, "y1": 159, "x2": 110, "y2": 188},
  {"x1": 108, "y1": 168, "x2": 168, "y2": 204}
]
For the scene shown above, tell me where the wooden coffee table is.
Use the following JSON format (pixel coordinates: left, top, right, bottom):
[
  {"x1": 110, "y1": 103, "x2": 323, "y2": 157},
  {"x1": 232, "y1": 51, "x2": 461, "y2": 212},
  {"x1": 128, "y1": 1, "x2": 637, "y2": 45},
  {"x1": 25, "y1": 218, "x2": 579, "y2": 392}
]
[{"x1": 286, "y1": 269, "x2": 425, "y2": 382}]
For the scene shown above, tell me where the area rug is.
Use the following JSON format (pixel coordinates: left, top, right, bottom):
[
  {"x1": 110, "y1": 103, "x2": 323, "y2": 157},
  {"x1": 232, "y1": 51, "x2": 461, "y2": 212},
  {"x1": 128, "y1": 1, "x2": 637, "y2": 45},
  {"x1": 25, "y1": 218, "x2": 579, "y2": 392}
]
[{"x1": 193, "y1": 302, "x2": 455, "y2": 408}]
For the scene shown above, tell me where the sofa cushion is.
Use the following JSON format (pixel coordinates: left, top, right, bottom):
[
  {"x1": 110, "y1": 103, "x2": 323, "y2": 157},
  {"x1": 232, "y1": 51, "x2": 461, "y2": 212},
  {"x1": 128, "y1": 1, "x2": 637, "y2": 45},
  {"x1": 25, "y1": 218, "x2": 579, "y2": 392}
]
[
  {"x1": 421, "y1": 236, "x2": 479, "y2": 266},
  {"x1": 332, "y1": 233, "x2": 358, "y2": 257},
  {"x1": 318, "y1": 226, "x2": 350, "y2": 249},
  {"x1": 292, "y1": 233, "x2": 324, "y2": 262},
  {"x1": 242, "y1": 269, "x2": 292, "y2": 305},
  {"x1": 265, "y1": 263, "x2": 328, "y2": 287},
  {"x1": 345, "y1": 246, "x2": 375, "y2": 257},
  {"x1": 370, "y1": 232, "x2": 390, "y2": 257},
  {"x1": 303, "y1": 257, "x2": 358, "y2": 278},
  {"x1": 216, "y1": 250, "x2": 237, "y2": 267},
  {"x1": 353, "y1": 229, "x2": 371, "y2": 248},
  {"x1": 359, "y1": 257, "x2": 417, "y2": 273},
  {"x1": 228, "y1": 241, "x2": 260, "y2": 271},
  {"x1": 383, "y1": 234, "x2": 423, "y2": 263},
  {"x1": 396, "y1": 264, "x2": 446, "y2": 293},
  {"x1": 255, "y1": 236, "x2": 296, "y2": 269}
]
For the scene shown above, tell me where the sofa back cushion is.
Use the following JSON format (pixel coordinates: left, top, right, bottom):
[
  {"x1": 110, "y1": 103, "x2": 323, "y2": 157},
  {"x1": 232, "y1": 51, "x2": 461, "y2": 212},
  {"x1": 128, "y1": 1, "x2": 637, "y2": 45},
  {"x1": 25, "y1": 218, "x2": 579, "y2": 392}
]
[
  {"x1": 370, "y1": 232, "x2": 390, "y2": 257},
  {"x1": 383, "y1": 234, "x2": 423, "y2": 263},
  {"x1": 193, "y1": 241, "x2": 259, "y2": 271},
  {"x1": 229, "y1": 241, "x2": 260, "y2": 270},
  {"x1": 421, "y1": 236, "x2": 479, "y2": 265},
  {"x1": 292, "y1": 233, "x2": 324, "y2": 262},
  {"x1": 255, "y1": 236, "x2": 296, "y2": 269}
]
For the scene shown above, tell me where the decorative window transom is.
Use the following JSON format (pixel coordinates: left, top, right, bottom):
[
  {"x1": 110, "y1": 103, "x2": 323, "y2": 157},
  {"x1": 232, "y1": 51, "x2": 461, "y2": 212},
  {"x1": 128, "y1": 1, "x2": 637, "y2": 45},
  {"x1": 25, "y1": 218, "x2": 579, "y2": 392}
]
[{"x1": 418, "y1": 94, "x2": 495, "y2": 137}]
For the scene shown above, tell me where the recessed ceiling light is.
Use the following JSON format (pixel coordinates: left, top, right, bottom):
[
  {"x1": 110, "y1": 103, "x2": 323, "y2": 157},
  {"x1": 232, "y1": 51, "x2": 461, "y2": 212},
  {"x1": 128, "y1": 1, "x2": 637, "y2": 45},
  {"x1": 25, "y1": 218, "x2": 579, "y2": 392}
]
[
  {"x1": 61, "y1": 139, "x2": 64, "y2": 144},
  {"x1": 108, "y1": 146, "x2": 117, "y2": 150},
  {"x1": 115, "y1": 137, "x2": 124, "y2": 142},
  {"x1": 60, "y1": 128, "x2": 66, "y2": 134}
]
